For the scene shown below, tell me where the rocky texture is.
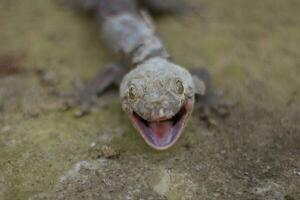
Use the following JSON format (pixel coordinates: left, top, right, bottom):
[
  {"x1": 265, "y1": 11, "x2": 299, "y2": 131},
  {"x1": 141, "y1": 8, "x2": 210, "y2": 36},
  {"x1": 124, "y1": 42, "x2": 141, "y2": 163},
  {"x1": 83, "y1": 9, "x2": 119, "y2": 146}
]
[{"x1": 0, "y1": 0, "x2": 299, "y2": 199}]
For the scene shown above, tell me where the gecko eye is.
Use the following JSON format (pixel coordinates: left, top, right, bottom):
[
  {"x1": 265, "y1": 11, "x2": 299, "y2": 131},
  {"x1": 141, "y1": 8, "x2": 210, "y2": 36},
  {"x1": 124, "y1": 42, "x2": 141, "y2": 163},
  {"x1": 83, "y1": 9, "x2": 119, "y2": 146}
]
[
  {"x1": 128, "y1": 85, "x2": 137, "y2": 99},
  {"x1": 175, "y1": 79, "x2": 184, "y2": 95}
]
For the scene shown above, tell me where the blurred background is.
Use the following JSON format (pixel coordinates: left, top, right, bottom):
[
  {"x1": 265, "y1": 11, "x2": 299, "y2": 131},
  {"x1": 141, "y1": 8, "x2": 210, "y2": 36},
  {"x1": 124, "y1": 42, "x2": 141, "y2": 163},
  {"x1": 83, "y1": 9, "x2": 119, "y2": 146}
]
[{"x1": 0, "y1": 0, "x2": 299, "y2": 199}]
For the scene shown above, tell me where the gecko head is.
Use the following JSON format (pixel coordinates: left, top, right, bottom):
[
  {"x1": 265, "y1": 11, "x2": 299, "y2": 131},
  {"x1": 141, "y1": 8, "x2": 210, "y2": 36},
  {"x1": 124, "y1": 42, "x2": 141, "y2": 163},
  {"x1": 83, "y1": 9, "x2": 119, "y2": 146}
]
[{"x1": 120, "y1": 58, "x2": 195, "y2": 150}]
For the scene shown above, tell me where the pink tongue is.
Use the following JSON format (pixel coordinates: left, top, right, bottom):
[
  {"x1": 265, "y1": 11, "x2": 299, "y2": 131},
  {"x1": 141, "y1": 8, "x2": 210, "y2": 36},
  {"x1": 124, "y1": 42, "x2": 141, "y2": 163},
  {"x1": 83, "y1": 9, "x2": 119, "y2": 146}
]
[{"x1": 148, "y1": 120, "x2": 173, "y2": 139}]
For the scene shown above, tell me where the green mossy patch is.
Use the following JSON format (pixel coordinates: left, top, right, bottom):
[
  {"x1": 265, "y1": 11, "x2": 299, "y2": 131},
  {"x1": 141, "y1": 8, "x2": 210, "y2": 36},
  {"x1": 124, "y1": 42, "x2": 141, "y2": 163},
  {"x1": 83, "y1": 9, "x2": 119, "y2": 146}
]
[{"x1": 0, "y1": 0, "x2": 299, "y2": 199}]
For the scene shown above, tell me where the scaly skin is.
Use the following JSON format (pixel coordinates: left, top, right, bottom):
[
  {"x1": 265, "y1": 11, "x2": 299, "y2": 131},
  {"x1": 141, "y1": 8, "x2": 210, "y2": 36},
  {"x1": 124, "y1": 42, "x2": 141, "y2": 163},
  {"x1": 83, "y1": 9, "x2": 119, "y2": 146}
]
[
  {"x1": 120, "y1": 58, "x2": 196, "y2": 149},
  {"x1": 66, "y1": 0, "x2": 205, "y2": 150}
]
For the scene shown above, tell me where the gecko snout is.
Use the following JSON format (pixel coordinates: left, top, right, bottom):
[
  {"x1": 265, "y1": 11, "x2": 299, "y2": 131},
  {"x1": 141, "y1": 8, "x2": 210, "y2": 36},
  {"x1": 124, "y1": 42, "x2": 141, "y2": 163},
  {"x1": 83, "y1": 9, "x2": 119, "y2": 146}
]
[{"x1": 145, "y1": 97, "x2": 176, "y2": 120}]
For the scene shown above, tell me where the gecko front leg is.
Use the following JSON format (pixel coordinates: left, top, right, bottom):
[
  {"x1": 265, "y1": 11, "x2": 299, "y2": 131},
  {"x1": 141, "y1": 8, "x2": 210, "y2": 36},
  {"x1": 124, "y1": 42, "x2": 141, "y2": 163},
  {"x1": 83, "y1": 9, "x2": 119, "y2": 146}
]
[
  {"x1": 63, "y1": 63, "x2": 127, "y2": 116},
  {"x1": 191, "y1": 69, "x2": 235, "y2": 126}
]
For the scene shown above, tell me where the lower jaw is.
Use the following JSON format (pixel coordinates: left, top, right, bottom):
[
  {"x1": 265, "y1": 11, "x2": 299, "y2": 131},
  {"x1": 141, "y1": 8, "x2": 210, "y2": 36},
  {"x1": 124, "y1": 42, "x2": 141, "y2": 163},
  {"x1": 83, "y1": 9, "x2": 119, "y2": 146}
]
[{"x1": 128, "y1": 99, "x2": 193, "y2": 150}]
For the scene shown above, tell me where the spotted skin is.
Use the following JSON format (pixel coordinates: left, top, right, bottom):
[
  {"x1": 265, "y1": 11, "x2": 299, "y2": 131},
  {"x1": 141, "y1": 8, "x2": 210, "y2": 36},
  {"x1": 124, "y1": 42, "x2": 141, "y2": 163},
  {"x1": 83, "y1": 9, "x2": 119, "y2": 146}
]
[{"x1": 65, "y1": 0, "x2": 206, "y2": 149}]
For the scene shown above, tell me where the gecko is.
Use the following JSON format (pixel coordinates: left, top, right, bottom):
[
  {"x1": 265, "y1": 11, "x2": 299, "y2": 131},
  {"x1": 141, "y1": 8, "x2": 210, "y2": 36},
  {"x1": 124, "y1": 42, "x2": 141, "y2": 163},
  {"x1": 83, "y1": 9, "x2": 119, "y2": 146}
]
[{"x1": 65, "y1": 0, "x2": 209, "y2": 150}]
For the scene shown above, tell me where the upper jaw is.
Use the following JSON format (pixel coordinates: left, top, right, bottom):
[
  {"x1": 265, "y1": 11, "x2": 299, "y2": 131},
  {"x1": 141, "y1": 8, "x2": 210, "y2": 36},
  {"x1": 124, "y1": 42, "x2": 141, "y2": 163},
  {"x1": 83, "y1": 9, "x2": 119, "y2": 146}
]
[{"x1": 127, "y1": 98, "x2": 194, "y2": 150}]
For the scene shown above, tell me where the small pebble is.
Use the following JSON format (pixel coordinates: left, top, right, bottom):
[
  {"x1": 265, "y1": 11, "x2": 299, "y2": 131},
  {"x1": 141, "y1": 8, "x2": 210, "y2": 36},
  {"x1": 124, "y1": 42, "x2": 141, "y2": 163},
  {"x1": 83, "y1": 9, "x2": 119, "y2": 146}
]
[
  {"x1": 101, "y1": 145, "x2": 119, "y2": 159},
  {"x1": 90, "y1": 142, "x2": 96, "y2": 148}
]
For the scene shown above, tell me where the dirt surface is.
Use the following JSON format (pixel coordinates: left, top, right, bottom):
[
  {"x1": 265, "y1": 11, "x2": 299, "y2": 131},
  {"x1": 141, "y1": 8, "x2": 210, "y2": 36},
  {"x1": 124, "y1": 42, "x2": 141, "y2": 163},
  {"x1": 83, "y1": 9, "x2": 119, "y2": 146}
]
[{"x1": 0, "y1": 0, "x2": 299, "y2": 199}]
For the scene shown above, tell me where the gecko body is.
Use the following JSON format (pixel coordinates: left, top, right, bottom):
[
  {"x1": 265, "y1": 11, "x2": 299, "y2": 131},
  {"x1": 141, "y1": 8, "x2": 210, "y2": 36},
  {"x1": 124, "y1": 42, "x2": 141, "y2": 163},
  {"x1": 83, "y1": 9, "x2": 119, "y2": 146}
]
[{"x1": 68, "y1": 0, "x2": 205, "y2": 150}]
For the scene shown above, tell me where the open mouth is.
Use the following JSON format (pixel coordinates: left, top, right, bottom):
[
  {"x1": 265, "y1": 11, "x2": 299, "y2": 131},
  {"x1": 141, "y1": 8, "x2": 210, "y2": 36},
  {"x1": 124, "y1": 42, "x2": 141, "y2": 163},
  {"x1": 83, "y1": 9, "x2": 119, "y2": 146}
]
[{"x1": 128, "y1": 99, "x2": 193, "y2": 150}]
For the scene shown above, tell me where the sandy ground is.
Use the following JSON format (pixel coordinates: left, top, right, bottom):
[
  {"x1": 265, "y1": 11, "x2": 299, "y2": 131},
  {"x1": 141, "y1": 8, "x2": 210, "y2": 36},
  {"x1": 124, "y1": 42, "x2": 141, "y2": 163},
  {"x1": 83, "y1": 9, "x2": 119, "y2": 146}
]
[{"x1": 0, "y1": 0, "x2": 299, "y2": 199}]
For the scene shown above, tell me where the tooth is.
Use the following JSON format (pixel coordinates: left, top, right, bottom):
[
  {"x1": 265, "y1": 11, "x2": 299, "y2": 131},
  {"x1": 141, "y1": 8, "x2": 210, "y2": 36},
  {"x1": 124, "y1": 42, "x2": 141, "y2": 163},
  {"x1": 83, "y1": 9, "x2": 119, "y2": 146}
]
[{"x1": 159, "y1": 108, "x2": 164, "y2": 117}]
